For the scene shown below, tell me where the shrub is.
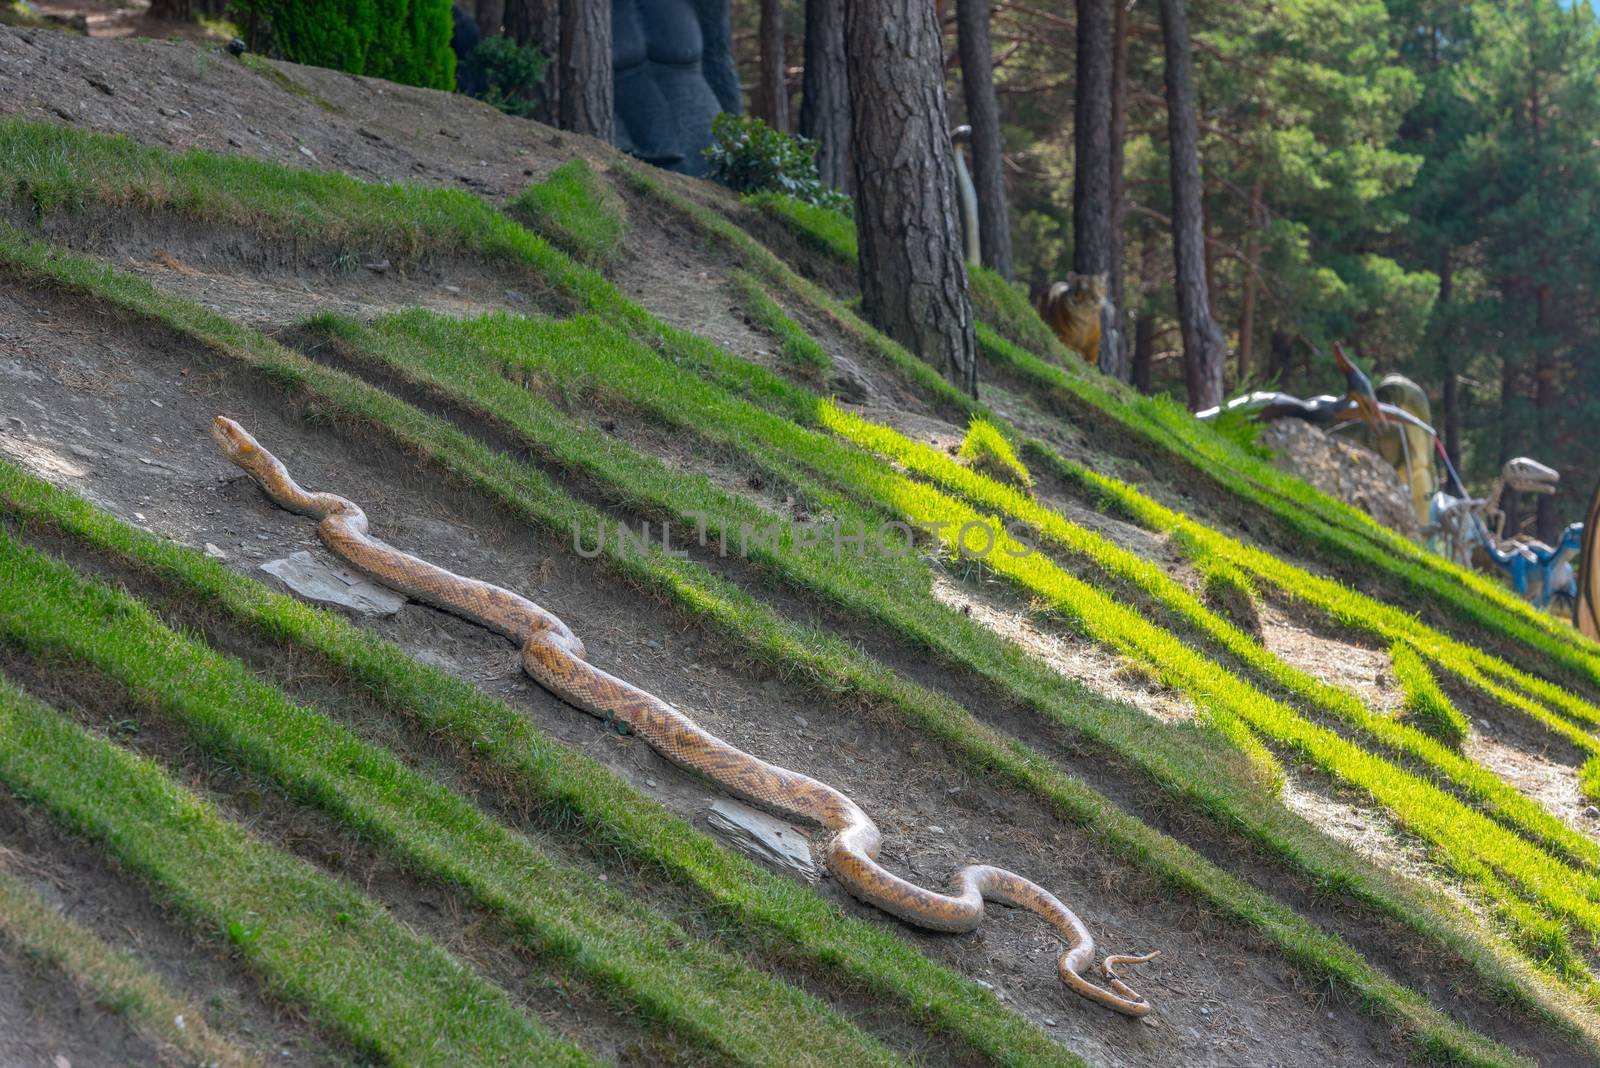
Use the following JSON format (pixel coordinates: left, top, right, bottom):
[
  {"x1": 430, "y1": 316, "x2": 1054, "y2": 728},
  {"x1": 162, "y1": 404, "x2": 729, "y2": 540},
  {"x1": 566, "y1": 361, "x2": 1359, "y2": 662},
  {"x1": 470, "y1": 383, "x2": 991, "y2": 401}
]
[
  {"x1": 237, "y1": 0, "x2": 455, "y2": 91},
  {"x1": 474, "y1": 35, "x2": 548, "y2": 117},
  {"x1": 957, "y1": 418, "x2": 1032, "y2": 492},
  {"x1": 704, "y1": 114, "x2": 851, "y2": 214}
]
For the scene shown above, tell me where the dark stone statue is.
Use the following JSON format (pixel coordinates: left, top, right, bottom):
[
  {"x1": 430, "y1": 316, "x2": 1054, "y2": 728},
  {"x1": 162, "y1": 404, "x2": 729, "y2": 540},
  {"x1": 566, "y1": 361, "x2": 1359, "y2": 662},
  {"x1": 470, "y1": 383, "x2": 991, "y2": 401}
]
[
  {"x1": 451, "y1": 4, "x2": 488, "y2": 98},
  {"x1": 612, "y1": 0, "x2": 742, "y2": 176}
]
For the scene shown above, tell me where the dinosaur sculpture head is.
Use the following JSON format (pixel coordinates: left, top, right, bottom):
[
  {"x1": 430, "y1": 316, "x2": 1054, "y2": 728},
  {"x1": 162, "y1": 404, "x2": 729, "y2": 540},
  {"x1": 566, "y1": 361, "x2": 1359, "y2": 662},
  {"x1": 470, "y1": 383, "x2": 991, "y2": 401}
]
[
  {"x1": 1503, "y1": 456, "x2": 1560, "y2": 495},
  {"x1": 1332, "y1": 343, "x2": 1388, "y2": 429}
]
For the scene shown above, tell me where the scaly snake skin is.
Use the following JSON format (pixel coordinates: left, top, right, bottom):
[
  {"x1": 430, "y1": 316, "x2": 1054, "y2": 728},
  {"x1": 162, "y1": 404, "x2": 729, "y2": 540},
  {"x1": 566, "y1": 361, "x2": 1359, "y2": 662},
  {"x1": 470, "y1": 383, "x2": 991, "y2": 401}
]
[{"x1": 211, "y1": 416, "x2": 1159, "y2": 1017}]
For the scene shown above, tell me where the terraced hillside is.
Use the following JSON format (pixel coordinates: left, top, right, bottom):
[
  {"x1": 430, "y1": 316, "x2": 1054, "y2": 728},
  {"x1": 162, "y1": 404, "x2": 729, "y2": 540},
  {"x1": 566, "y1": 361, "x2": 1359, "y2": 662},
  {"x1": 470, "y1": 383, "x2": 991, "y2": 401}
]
[{"x1": 2, "y1": 26, "x2": 1600, "y2": 1068}]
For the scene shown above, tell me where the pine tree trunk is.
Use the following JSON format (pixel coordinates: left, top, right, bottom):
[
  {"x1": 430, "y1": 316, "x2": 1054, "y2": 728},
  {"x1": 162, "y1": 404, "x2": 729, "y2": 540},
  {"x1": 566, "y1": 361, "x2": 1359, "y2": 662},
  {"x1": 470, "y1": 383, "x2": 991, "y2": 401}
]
[
  {"x1": 506, "y1": 0, "x2": 560, "y2": 123},
  {"x1": 476, "y1": 0, "x2": 506, "y2": 37},
  {"x1": 847, "y1": 0, "x2": 979, "y2": 396},
  {"x1": 1158, "y1": 0, "x2": 1227, "y2": 411},
  {"x1": 559, "y1": 0, "x2": 613, "y2": 142},
  {"x1": 758, "y1": 0, "x2": 789, "y2": 130},
  {"x1": 800, "y1": 0, "x2": 852, "y2": 191},
  {"x1": 1499, "y1": 350, "x2": 1521, "y2": 539},
  {"x1": 146, "y1": 0, "x2": 190, "y2": 19},
  {"x1": 1132, "y1": 312, "x2": 1154, "y2": 394},
  {"x1": 956, "y1": 0, "x2": 1013, "y2": 279},
  {"x1": 1104, "y1": 0, "x2": 1131, "y2": 382},
  {"x1": 1438, "y1": 249, "x2": 1462, "y2": 482},
  {"x1": 1237, "y1": 177, "x2": 1263, "y2": 383},
  {"x1": 1534, "y1": 283, "x2": 1558, "y2": 543},
  {"x1": 1073, "y1": 0, "x2": 1113, "y2": 277}
]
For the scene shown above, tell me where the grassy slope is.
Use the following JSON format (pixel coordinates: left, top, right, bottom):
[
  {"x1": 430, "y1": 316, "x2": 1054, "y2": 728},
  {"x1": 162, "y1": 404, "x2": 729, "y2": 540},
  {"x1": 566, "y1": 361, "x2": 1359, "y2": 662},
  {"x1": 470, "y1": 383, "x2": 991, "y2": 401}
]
[
  {"x1": 0, "y1": 672, "x2": 590, "y2": 1067},
  {"x1": 0, "y1": 232, "x2": 1540, "y2": 1067},
  {"x1": 0, "y1": 116, "x2": 1593, "y2": 1061}
]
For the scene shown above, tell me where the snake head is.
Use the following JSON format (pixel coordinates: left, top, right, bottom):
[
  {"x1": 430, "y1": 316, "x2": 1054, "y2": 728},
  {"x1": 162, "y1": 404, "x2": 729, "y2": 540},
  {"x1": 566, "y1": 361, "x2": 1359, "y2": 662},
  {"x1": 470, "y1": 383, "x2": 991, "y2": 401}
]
[{"x1": 210, "y1": 415, "x2": 260, "y2": 463}]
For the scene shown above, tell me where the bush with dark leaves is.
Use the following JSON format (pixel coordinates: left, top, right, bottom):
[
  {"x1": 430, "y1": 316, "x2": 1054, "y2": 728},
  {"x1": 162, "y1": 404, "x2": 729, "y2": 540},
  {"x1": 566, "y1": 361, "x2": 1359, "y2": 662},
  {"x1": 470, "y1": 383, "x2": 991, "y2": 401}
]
[{"x1": 703, "y1": 113, "x2": 850, "y2": 214}]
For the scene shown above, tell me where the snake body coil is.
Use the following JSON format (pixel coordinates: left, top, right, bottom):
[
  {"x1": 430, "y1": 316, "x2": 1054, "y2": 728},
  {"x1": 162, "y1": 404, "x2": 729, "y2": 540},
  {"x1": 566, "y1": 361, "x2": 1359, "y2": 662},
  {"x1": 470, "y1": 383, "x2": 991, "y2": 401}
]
[{"x1": 211, "y1": 416, "x2": 1158, "y2": 1016}]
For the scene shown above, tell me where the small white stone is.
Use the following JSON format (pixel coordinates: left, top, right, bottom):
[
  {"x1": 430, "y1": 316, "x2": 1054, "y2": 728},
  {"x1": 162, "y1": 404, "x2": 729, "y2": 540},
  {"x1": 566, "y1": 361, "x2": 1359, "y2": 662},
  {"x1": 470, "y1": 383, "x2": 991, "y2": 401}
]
[
  {"x1": 173, "y1": 1014, "x2": 186, "y2": 1031},
  {"x1": 926, "y1": 825, "x2": 945, "y2": 834}
]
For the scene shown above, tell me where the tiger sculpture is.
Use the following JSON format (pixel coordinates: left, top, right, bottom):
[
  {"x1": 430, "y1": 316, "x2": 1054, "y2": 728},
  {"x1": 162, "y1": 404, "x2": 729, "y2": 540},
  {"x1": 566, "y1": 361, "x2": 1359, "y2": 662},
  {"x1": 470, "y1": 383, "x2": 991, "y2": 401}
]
[{"x1": 1037, "y1": 272, "x2": 1108, "y2": 366}]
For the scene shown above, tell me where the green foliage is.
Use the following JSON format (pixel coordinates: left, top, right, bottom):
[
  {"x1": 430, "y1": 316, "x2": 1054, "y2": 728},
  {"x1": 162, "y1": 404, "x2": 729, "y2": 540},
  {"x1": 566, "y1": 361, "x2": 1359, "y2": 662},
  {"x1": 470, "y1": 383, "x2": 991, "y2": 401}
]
[
  {"x1": 705, "y1": 114, "x2": 851, "y2": 213},
  {"x1": 508, "y1": 159, "x2": 624, "y2": 268},
  {"x1": 1391, "y1": 641, "x2": 1470, "y2": 747},
  {"x1": 957, "y1": 417, "x2": 1032, "y2": 491},
  {"x1": 233, "y1": 0, "x2": 455, "y2": 90},
  {"x1": 473, "y1": 34, "x2": 548, "y2": 117}
]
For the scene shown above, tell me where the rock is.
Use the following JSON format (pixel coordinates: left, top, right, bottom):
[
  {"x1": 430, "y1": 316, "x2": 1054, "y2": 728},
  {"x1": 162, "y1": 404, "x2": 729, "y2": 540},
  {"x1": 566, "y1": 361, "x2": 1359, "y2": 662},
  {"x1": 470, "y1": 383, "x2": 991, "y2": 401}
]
[
  {"x1": 204, "y1": 542, "x2": 227, "y2": 560},
  {"x1": 1584, "y1": 806, "x2": 1599, "y2": 820},
  {"x1": 364, "y1": 259, "x2": 391, "y2": 273},
  {"x1": 1258, "y1": 419, "x2": 1421, "y2": 538},
  {"x1": 702, "y1": 799, "x2": 819, "y2": 882},
  {"x1": 260, "y1": 551, "x2": 405, "y2": 617},
  {"x1": 298, "y1": 144, "x2": 317, "y2": 160}
]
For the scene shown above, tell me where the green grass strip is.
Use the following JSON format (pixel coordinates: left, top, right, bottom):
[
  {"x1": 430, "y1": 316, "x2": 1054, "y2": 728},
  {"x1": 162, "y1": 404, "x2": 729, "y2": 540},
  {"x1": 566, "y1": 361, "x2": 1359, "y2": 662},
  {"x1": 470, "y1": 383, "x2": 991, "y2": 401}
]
[
  {"x1": 0, "y1": 532, "x2": 905, "y2": 1068},
  {"x1": 0, "y1": 674, "x2": 587, "y2": 1067},
  {"x1": 0, "y1": 234, "x2": 1546, "y2": 1066},
  {"x1": 0, "y1": 865, "x2": 257, "y2": 1068},
  {"x1": 729, "y1": 268, "x2": 832, "y2": 370},
  {"x1": 959, "y1": 416, "x2": 1033, "y2": 491},
  {"x1": 746, "y1": 192, "x2": 859, "y2": 263},
  {"x1": 507, "y1": 159, "x2": 625, "y2": 269},
  {"x1": 1392, "y1": 641, "x2": 1472, "y2": 747}
]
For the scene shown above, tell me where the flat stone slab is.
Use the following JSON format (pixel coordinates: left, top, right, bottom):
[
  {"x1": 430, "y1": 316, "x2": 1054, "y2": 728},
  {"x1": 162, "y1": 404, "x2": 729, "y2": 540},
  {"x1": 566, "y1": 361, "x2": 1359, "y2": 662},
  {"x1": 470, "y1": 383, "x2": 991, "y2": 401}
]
[
  {"x1": 261, "y1": 551, "x2": 405, "y2": 617},
  {"x1": 703, "y1": 798, "x2": 819, "y2": 883}
]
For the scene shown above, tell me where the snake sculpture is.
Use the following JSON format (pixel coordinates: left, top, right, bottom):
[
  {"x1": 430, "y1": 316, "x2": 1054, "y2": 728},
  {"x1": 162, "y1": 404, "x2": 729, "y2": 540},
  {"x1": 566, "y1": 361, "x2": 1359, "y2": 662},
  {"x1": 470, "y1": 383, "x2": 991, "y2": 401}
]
[{"x1": 211, "y1": 415, "x2": 1159, "y2": 1017}]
